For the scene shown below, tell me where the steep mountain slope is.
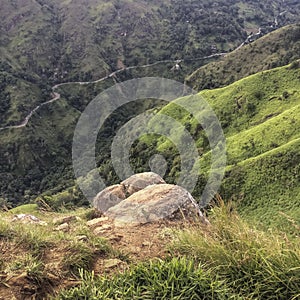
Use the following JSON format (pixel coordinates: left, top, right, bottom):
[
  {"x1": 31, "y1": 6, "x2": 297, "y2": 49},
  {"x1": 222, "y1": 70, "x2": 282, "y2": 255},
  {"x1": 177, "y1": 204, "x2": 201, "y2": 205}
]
[
  {"x1": 132, "y1": 63, "x2": 300, "y2": 230},
  {"x1": 1, "y1": 0, "x2": 300, "y2": 205},
  {"x1": 1, "y1": 0, "x2": 300, "y2": 126},
  {"x1": 187, "y1": 24, "x2": 300, "y2": 90},
  {"x1": 2, "y1": 0, "x2": 299, "y2": 82}
]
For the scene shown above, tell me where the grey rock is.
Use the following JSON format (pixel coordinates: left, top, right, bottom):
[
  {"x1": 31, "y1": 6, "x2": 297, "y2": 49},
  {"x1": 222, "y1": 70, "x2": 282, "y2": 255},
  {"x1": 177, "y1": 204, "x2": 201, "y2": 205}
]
[
  {"x1": 106, "y1": 184, "x2": 205, "y2": 226},
  {"x1": 86, "y1": 217, "x2": 109, "y2": 228},
  {"x1": 54, "y1": 223, "x2": 69, "y2": 232},
  {"x1": 12, "y1": 214, "x2": 47, "y2": 226},
  {"x1": 93, "y1": 184, "x2": 126, "y2": 212},
  {"x1": 93, "y1": 224, "x2": 112, "y2": 235},
  {"x1": 121, "y1": 172, "x2": 165, "y2": 196},
  {"x1": 93, "y1": 172, "x2": 165, "y2": 212}
]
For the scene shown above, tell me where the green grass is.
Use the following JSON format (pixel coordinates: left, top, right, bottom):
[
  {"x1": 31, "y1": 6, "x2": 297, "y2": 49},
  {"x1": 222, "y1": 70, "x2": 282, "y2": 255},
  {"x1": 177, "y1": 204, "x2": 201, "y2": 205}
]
[
  {"x1": 172, "y1": 200, "x2": 300, "y2": 299},
  {"x1": 0, "y1": 208, "x2": 118, "y2": 297},
  {"x1": 9, "y1": 204, "x2": 38, "y2": 214},
  {"x1": 55, "y1": 201, "x2": 300, "y2": 300},
  {"x1": 221, "y1": 137, "x2": 300, "y2": 233},
  {"x1": 2, "y1": 1, "x2": 300, "y2": 206},
  {"x1": 55, "y1": 258, "x2": 230, "y2": 300},
  {"x1": 187, "y1": 24, "x2": 300, "y2": 90},
  {"x1": 131, "y1": 63, "x2": 300, "y2": 231},
  {"x1": 5, "y1": 254, "x2": 45, "y2": 284},
  {"x1": 0, "y1": 217, "x2": 52, "y2": 253}
]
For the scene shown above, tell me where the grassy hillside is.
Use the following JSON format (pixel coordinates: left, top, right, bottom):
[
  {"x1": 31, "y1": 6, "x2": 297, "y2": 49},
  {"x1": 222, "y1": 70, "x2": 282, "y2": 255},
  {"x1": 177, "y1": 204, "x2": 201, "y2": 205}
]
[
  {"x1": 130, "y1": 63, "x2": 300, "y2": 231},
  {"x1": 1, "y1": 201, "x2": 300, "y2": 299},
  {"x1": 1, "y1": 1, "x2": 300, "y2": 204},
  {"x1": 187, "y1": 24, "x2": 300, "y2": 90}
]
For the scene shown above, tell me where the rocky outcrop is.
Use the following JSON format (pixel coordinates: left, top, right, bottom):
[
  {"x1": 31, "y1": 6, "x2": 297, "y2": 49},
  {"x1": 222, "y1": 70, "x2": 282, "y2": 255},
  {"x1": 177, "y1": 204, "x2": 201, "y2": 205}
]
[
  {"x1": 93, "y1": 172, "x2": 165, "y2": 212},
  {"x1": 93, "y1": 172, "x2": 207, "y2": 226},
  {"x1": 93, "y1": 184, "x2": 126, "y2": 212},
  {"x1": 120, "y1": 172, "x2": 165, "y2": 196},
  {"x1": 105, "y1": 184, "x2": 204, "y2": 226}
]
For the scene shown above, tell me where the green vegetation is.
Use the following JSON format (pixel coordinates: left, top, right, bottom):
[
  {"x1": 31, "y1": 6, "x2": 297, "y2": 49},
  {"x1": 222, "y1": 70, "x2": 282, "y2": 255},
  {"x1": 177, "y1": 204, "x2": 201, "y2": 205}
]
[
  {"x1": 1, "y1": 1, "x2": 300, "y2": 205},
  {"x1": 173, "y1": 201, "x2": 300, "y2": 299},
  {"x1": 187, "y1": 24, "x2": 300, "y2": 90},
  {"x1": 129, "y1": 63, "x2": 300, "y2": 231},
  {"x1": 1, "y1": 1, "x2": 300, "y2": 299},
  {"x1": 2, "y1": 0, "x2": 299, "y2": 83},
  {"x1": 56, "y1": 258, "x2": 229, "y2": 300},
  {"x1": 55, "y1": 202, "x2": 300, "y2": 300},
  {"x1": 0, "y1": 207, "x2": 117, "y2": 297},
  {"x1": 9, "y1": 203, "x2": 38, "y2": 214}
]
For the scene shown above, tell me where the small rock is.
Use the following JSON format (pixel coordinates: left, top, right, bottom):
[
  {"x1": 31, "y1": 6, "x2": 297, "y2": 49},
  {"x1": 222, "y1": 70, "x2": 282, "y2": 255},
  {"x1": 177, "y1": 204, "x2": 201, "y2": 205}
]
[
  {"x1": 54, "y1": 223, "x2": 69, "y2": 232},
  {"x1": 86, "y1": 217, "x2": 109, "y2": 228},
  {"x1": 142, "y1": 241, "x2": 151, "y2": 247},
  {"x1": 103, "y1": 259, "x2": 122, "y2": 269},
  {"x1": 53, "y1": 216, "x2": 77, "y2": 225},
  {"x1": 12, "y1": 214, "x2": 47, "y2": 225},
  {"x1": 76, "y1": 235, "x2": 88, "y2": 242},
  {"x1": 93, "y1": 224, "x2": 112, "y2": 235}
]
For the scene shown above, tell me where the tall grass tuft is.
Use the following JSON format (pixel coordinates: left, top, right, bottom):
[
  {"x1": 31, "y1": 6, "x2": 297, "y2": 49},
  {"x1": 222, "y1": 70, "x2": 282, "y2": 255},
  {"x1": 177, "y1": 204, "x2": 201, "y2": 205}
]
[
  {"x1": 55, "y1": 257, "x2": 232, "y2": 300},
  {"x1": 173, "y1": 199, "x2": 300, "y2": 299}
]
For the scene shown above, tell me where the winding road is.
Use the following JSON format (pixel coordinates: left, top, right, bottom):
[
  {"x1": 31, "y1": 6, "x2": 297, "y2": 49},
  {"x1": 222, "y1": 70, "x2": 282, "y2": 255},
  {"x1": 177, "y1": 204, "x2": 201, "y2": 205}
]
[
  {"x1": 0, "y1": 7, "x2": 287, "y2": 132},
  {"x1": 0, "y1": 52, "x2": 227, "y2": 131}
]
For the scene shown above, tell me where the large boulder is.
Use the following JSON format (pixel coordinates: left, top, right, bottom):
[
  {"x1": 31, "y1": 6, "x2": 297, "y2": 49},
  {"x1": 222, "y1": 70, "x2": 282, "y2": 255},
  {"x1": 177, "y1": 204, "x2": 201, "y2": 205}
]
[
  {"x1": 120, "y1": 172, "x2": 165, "y2": 196},
  {"x1": 93, "y1": 172, "x2": 165, "y2": 212},
  {"x1": 105, "y1": 184, "x2": 206, "y2": 226},
  {"x1": 93, "y1": 184, "x2": 126, "y2": 212}
]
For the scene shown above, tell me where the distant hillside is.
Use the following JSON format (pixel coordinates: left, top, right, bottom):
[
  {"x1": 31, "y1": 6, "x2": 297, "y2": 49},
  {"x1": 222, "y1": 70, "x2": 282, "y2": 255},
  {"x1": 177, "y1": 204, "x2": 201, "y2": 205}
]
[
  {"x1": 187, "y1": 24, "x2": 300, "y2": 90},
  {"x1": 131, "y1": 63, "x2": 300, "y2": 231},
  {"x1": 1, "y1": 0, "x2": 300, "y2": 84},
  {"x1": 1, "y1": 0, "x2": 300, "y2": 205},
  {"x1": 0, "y1": 0, "x2": 238, "y2": 82},
  {"x1": 3, "y1": 0, "x2": 296, "y2": 128}
]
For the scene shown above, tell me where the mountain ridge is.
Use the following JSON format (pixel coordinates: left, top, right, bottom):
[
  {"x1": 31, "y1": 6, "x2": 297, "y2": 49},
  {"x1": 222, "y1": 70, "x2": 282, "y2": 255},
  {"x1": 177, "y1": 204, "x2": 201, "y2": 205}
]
[
  {"x1": 187, "y1": 23, "x2": 300, "y2": 90},
  {"x1": 131, "y1": 62, "x2": 300, "y2": 231}
]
